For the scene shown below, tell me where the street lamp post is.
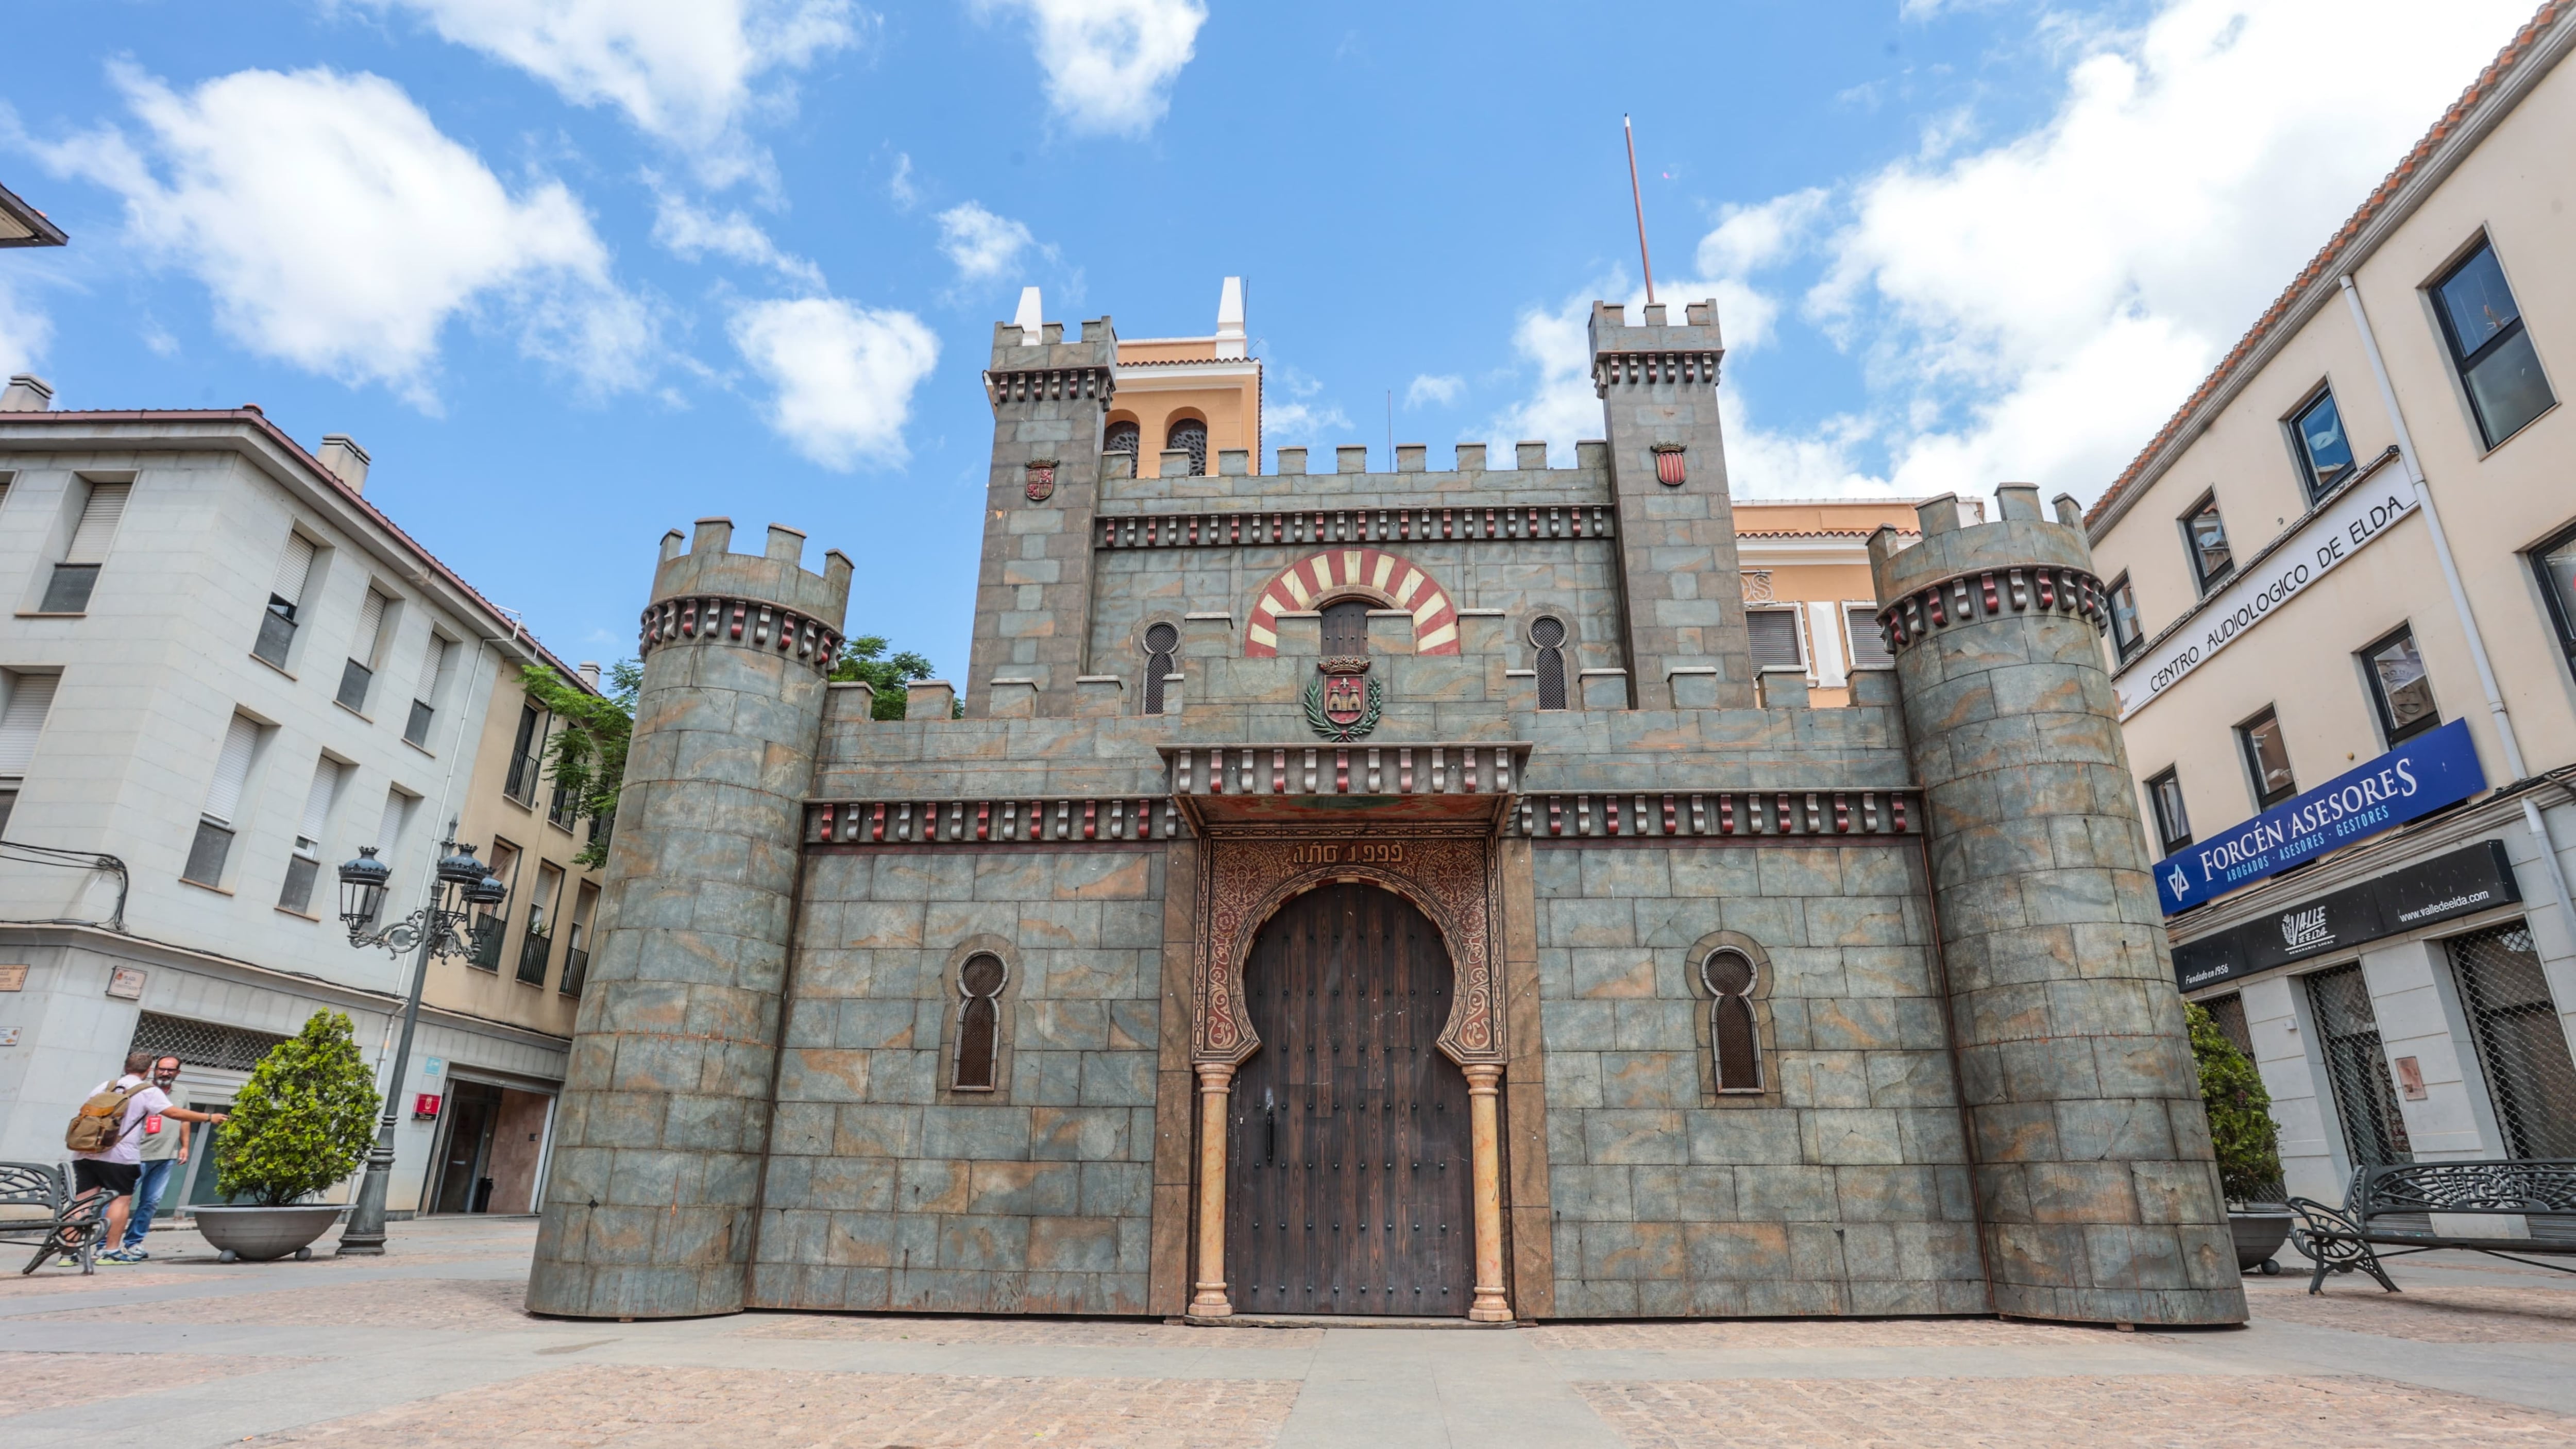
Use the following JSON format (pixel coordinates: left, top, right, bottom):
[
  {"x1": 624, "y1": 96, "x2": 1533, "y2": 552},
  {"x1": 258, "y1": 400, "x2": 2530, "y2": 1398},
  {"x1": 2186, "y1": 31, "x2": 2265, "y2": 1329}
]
[{"x1": 332, "y1": 837, "x2": 507, "y2": 1256}]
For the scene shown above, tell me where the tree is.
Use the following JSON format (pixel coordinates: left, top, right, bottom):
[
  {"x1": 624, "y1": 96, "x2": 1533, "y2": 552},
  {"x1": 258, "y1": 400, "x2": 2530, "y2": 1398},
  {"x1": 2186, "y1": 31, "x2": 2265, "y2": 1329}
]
[
  {"x1": 217, "y1": 1011, "x2": 382, "y2": 1207},
  {"x1": 522, "y1": 661, "x2": 638, "y2": 868},
  {"x1": 830, "y1": 635, "x2": 959, "y2": 719},
  {"x1": 2187, "y1": 1001, "x2": 2284, "y2": 1205}
]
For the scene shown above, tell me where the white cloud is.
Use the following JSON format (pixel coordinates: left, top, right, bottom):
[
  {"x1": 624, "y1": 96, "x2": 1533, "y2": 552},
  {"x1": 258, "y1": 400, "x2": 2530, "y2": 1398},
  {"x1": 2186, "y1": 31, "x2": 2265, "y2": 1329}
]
[
  {"x1": 0, "y1": 277, "x2": 50, "y2": 378},
  {"x1": 728, "y1": 296, "x2": 938, "y2": 469},
  {"x1": 888, "y1": 152, "x2": 919, "y2": 210},
  {"x1": 1405, "y1": 373, "x2": 1463, "y2": 409},
  {"x1": 1808, "y1": 0, "x2": 2535, "y2": 503},
  {"x1": 1494, "y1": 0, "x2": 2535, "y2": 505},
  {"x1": 355, "y1": 0, "x2": 860, "y2": 185},
  {"x1": 976, "y1": 0, "x2": 1207, "y2": 137},
  {"x1": 34, "y1": 64, "x2": 651, "y2": 406},
  {"x1": 1267, "y1": 399, "x2": 1354, "y2": 441},
  {"x1": 936, "y1": 202, "x2": 1039, "y2": 282},
  {"x1": 649, "y1": 179, "x2": 824, "y2": 287}
]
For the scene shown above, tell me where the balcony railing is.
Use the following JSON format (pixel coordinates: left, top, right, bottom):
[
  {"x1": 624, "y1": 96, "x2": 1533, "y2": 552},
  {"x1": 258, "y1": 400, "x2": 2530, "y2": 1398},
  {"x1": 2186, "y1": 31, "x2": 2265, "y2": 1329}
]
[
  {"x1": 560, "y1": 944, "x2": 588, "y2": 998},
  {"x1": 516, "y1": 927, "x2": 552, "y2": 986},
  {"x1": 182, "y1": 819, "x2": 233, "y2": 888},
  {"x1": 40, "y1": 564, "x2": 98, "y2": 613},
  {"x1": 468, "y1": 913, "x2": 504, "y2": 971},
  {"x1": 404, "y1": 698, "x2": 435, "y2": 747},
  {"x1": 335, "y1": 659, "x2": 373, "y2": 712},
  {"x1": 505, "y1": 749, "x2": 540, "y2": 804}
]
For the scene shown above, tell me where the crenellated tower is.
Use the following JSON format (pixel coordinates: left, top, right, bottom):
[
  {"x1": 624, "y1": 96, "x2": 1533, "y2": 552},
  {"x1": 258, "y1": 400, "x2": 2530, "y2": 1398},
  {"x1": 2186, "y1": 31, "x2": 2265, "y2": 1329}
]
[
  {"x1": 963, "y1": 303, "x2": 1118, "y2": 718},
  {"x1": 527, "y1": 519, "x2": 850, "y2": 1320},
  {"x1": 1587, "y1": 300, "x2": 1757, "y2": 710},
  {"x1": 1871, "y1": 485, "x2": 2243, "y2": 1326}
]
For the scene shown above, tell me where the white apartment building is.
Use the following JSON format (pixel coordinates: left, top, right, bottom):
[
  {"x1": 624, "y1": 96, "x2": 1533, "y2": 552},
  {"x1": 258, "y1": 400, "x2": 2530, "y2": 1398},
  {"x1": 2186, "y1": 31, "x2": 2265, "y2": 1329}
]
[
  {"x1": 0, "y1": 384, "x2": 586, "y2": 1217},
  {"x1": 2088, "y1": 5, "x2": 2576, "y2": 1205}
]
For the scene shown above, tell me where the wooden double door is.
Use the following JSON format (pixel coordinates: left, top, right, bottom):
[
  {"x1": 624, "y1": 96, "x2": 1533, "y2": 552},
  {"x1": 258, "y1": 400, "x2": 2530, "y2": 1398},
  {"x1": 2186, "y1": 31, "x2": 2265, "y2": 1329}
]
[{"x1": 1226, "y1": 882, "x2": 1473, "y2": 1316}]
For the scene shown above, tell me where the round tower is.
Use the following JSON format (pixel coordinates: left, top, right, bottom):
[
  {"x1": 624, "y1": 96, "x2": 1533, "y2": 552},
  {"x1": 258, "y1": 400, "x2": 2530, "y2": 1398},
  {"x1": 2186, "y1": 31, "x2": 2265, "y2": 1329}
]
[
  {"x1": 527, "y1": 518, "x2": 850, "y2": 1320},
  {"x1": 1870, "y1": 486, "x2": 2244, "y2": 1327}
]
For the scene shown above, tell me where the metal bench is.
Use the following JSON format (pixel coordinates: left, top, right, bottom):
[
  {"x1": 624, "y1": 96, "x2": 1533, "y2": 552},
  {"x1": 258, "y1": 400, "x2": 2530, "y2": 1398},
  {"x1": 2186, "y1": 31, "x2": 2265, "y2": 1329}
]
[
  {"x1": 1, "y1": 1160, "x2": 113, "y2": 1275},
  {"x1": 2286, "y1": 1159, "x2": 2576, "y2": 1294}
]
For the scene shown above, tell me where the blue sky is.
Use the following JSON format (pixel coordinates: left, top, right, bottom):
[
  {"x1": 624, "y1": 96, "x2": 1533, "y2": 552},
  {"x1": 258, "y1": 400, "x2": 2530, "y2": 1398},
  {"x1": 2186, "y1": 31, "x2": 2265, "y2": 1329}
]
[{"x1": 0, "y1": 0, "x2": 2543, "y2": 681}]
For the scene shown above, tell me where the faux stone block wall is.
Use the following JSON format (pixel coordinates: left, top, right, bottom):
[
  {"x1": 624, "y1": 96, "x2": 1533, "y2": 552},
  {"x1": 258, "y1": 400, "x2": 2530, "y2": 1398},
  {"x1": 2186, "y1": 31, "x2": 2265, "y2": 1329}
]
[
  {"x1": 1874, "y1": 487, "x2": 2243, "y2": 1326},
  {"x1": 527, "y1": 521, "x2": 845, "y2": 1321},
  {"x1": 1534, "y1": 840, "x2": 1988, "y2": 1317},
  {"x1": 749, "y1": 846, "x2": 1166, "y2": 1315},
  {"x1": 966, "y1": 320, "x2": 1116, "y2": 715}
]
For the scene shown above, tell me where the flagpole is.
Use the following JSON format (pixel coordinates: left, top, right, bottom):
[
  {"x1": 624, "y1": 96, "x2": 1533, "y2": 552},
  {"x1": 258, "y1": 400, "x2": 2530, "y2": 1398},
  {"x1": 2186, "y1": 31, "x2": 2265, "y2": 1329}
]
[{"x1": 1624, "y1": 114, "x2": 1656, "y2": 306}]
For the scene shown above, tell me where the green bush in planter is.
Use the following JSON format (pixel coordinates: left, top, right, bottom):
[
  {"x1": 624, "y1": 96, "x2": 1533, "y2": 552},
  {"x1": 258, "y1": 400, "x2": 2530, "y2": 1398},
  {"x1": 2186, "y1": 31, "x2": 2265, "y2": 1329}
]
[
  {"x1": 2187, "y1": 1001, "x2": 2283, "y2": 1205},
  {"x1": 216, "y1": 1010, "x2": 382, "y2": 1207}
]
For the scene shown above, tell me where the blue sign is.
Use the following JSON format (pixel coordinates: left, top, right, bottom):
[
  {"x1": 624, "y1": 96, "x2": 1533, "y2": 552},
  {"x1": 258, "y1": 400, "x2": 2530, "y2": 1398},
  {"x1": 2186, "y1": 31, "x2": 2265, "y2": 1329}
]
[{"x1": 2153, "y1": 717, "x2": 2486, "y2": 915}]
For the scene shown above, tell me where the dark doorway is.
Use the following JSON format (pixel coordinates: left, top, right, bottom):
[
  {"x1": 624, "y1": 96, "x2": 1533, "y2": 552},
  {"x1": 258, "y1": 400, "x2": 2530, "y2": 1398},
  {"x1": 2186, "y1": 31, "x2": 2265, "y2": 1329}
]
[
  {"x1": 1227, "y1": 881, "x2": 1472, "y2": 1316},
  {"x1": 1320, "y1": 599, "x2": 1370, "y2": 657},
  {"x1": 431, "y1": 1079, "x2": 503, "y2": 1214}
]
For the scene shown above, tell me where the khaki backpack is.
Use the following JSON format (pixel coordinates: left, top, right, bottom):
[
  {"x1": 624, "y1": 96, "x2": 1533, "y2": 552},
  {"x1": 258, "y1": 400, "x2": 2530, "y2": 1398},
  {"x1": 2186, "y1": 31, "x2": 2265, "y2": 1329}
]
[{"x1": 65, "y1": 1080, "x2": 149, "y2": 1154}]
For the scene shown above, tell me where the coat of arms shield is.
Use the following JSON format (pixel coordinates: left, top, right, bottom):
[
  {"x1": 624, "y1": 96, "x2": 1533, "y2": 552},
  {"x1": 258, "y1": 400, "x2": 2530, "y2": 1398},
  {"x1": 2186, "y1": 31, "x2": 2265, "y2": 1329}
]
[
  {"x1": 1025, "y1": 459, "x2": 1058, "y2": 503},
  {"x1": 1305, "y1": 657, "x2": 1381, "y2": 741}
]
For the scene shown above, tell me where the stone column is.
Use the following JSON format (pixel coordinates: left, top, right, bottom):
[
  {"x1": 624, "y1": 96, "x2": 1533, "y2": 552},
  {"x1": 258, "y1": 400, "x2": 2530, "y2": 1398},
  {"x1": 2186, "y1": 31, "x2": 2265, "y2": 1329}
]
[
  {"x1": 1190, "y1": 1062, "x2": 1235, "y2": 1317},
  {"x1": 1871, "y1": 485, "x2": 2243, "y2": 1326},
  {"x1": 1588, "y1": 299, "x2": 1755, "y2": 709},
  {"x1": 526, "y1": 519, "x2": 850, "y2": 1320},
  {"x1": 1463, "y1": 1063, "x2": 1512, "y2": 1322}
]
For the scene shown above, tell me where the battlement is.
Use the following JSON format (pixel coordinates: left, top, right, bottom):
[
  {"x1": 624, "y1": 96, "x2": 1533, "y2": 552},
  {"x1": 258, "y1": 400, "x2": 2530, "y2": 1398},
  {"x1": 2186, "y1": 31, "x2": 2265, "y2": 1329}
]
[
  {"x1": 1101, "y1": 440, "x2": 1611, "y2": 506},
  {"x1": 1869, "y1": 483, "x2": 2096, "y2": 605},
  {"x1": 1587, "y1": 298, "x2": 1726, "y2": 381},
  {"x1": 650, "y1": 517, "x2": 852, "y2": 627}
]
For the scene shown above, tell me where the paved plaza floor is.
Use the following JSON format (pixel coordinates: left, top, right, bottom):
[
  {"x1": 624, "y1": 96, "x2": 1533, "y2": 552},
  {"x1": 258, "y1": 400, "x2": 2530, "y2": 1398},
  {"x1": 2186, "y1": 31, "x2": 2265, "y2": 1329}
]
[{"x1": 9, "y1": 1217, "x2": 2576, "y2": 1446}]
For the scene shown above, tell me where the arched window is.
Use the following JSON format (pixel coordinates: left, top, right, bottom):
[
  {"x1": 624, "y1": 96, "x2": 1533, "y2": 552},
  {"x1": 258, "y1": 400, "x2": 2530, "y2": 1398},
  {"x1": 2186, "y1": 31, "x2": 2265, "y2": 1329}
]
[
  {"x1": 1530, "y1": 615, "x2": 1569, "y2": 710},
  {"x1": 1166, "y1": 417, "x2": 1208, "y2": 476},
  {"x1": 1320, "y1": 598, "x2": 1370, "y2": 658},
  {"x1": 954, "y1": 953, "x2": 1007, "y2": 1090},
  {"x1": 1103, "y1": 419, "x2": 1140, "y2": 469},
  {"x1": 1702, "y1": 948, "x2": 1761, "y2": 1092},
  {"x1": 1142, "y1": 621, "x2": 1179, "y2": 715}
]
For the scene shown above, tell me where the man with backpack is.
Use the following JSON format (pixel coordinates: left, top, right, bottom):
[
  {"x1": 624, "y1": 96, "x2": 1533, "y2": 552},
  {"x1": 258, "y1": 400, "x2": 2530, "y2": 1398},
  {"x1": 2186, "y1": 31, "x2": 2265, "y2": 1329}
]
[{"x1": 67, "y1": 1051, "x2": 227, "y2": 1265}]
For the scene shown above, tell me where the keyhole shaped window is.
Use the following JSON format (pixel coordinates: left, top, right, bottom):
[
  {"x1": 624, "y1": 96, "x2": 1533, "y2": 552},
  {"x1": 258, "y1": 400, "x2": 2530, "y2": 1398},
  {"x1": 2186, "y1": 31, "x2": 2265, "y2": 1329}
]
[
  {"x1": 1702, "y1": 948, "x2": 1761, "y2": 1093},
  {"x1": 1142, "y1": 621, "x2": 1179, "y2": 715},
  {"x1": 1530, "y1": 616, "x2": 1569, "y2": 710},
  {"x1": 954, "y1": 953, "x2": 1007, "y2": 1091}
]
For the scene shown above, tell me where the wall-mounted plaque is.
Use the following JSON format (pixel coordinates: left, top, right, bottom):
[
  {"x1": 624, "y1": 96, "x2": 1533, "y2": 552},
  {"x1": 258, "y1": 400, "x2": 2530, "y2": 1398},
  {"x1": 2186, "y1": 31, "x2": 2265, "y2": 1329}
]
[
  {"x1": 107, "y1": 967, "x2": 147, "y2": 1000},
  {"x1": 0, "y1": 964, "x2": 26, "y2": 991}
]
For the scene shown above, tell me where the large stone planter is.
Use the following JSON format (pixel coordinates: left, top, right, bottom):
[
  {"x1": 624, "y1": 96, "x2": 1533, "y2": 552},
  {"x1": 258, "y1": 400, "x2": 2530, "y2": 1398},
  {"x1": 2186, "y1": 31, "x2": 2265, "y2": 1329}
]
[
  {"x1": 193, "y1": 1205, "x2": 343, "y2": 1263},
  {"x1": 2232, "y1": 1211, "x2": 2293, "y2": 1275}
]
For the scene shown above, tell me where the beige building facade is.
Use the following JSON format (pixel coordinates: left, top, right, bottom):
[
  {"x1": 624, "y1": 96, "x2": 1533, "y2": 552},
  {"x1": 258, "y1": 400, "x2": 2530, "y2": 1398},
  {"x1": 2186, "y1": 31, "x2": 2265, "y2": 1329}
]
[
  {"x1": 2088, "y1": 4, "x2": 2576, "y2": 1201},
  {"x1": 1734, "y1": 498, "x2": 1978, "y2": 707}
]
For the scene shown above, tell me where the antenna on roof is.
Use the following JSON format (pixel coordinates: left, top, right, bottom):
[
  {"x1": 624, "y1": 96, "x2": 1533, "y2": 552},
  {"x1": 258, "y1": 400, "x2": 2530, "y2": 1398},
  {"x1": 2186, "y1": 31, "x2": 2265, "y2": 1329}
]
[{"x1": 1624, "y1": 114, "x2": 1656, "y2": 306}]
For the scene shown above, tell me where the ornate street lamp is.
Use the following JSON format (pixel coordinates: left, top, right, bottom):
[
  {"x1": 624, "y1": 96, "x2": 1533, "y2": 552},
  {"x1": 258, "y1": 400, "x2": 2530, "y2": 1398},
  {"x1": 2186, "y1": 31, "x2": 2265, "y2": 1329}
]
[{"x1": 332, "y1": 836, "x2": 505, "y2": 1255}]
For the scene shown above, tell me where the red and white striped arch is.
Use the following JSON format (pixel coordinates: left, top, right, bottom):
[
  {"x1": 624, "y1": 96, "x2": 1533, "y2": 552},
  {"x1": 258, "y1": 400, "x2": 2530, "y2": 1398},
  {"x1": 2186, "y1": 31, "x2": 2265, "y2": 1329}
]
[{"x1": 1244, "y1": 548, "x2": 1461, "y2": 656}]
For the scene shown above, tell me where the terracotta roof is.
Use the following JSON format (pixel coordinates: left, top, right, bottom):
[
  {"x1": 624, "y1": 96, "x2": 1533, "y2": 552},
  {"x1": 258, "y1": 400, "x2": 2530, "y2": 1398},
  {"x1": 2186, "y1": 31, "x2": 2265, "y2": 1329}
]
[
  {"x1": 0, "y1": 406, "x2": 594, "y2": 692},
  {"x1": 1736, "y1": 528, "x2": 1921, "y2": 539},
  {"x1": 2085, "y1": 0, "x2": 2568, "y2": 530}
]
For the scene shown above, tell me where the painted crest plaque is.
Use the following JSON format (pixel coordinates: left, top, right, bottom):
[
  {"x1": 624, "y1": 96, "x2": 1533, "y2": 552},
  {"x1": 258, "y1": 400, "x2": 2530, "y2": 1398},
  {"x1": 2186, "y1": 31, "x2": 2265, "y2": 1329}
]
[
  {"x1": 1304, "y1": 657, "x2": 1382, "y2": 742},
  {"x1": 1652, "y1": 443, "x2": 1686, "y2": 486},
  {"x1": 1024, "y1": 459, "x2": 1058, "y2": 503}
]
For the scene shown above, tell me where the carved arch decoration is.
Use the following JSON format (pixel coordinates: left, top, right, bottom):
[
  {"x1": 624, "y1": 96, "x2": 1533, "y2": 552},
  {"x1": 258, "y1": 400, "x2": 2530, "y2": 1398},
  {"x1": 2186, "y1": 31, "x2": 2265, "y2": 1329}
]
[
  {"x1": 1192, "y1": 829, "x2": 1501, "y2": 1067},
  {"x1": 1244, "y1": 548, "x2": 1461, "y2": 657}
]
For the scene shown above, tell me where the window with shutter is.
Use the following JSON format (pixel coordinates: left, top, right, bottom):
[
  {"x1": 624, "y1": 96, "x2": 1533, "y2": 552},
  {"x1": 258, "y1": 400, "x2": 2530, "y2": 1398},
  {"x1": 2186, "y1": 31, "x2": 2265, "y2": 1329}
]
[
  {"x1": 41, "y1": 482, "x2": 128, "y2": 612},
  {"x1": 1747, "y1": 608, "x2": 1804, "y2": 670},
  {"x1": 256, "y1": 533, "x2": 318, "y2": 666},
  {"x1": 1845, "y1": 606, "x2": 1894, "y2": 670},
  {"x1": 339, "y1": 590, "x2": 392, "y2": 711},
  {"x1": 186, "y1": 712, "x2": 261, "y2": 887},
  {"x1": 406, "y1": 636, "x2": 455, "y2": 746},
  {"x1": 278, "y1": 757, "x2": 347, "y2": 913},
  {"x1": 0, "y1": 672, "x2": 59, "y2": 776}
]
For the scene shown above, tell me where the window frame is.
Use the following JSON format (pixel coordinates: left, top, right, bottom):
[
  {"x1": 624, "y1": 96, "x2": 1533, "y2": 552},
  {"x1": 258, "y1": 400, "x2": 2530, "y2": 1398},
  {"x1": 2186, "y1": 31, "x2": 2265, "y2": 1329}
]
[
  {"x1": 2429, "y1": 234, "x2": 2558, "y2": 451},
  {"x1": 2531, "y1": 519, "x2": 2576, "y2": 687},
  {"x1": 2358, "y1": 623, "x2": 2441, "y2": 747},
  {"x1": 2107, "y1": 573, "x2": 2145, "y2": 662},
  {"x1": 2284, "y1": 384, "x2": 2359, "y2": 504},
  {"x1": 1745, "y1": 605, "x2": 1806, "y2": 673},
  {"x1": 2147, "y1": 766, "x2": 2192, "y2": 857},
  {"x1": 2180, "y1": 491, "x2": 2236, "y2": 594},
  {"x1": 1528, "y1": 613, "x2": 1572, "y2": 709},
  {"x1": 2236, "y1": 705, "x2": 2298, "y2": 811}
]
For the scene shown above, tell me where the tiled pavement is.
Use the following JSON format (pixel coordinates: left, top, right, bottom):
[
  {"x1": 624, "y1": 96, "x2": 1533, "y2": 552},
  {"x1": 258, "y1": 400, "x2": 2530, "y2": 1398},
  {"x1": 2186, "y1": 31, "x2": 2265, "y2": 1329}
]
[{"x1": 7, "y1": 1218, "x2": 2576, "y2": 1446}]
